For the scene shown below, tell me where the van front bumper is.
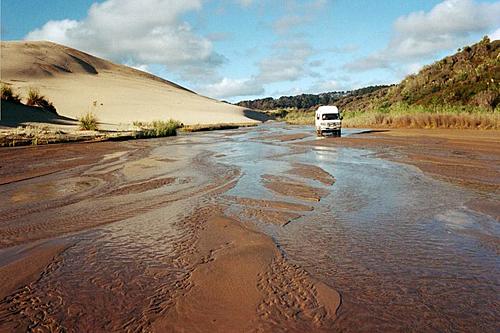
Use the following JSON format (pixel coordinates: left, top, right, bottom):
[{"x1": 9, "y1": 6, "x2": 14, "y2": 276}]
[{"x1": 319, "y1": 125, "x2": 341, "y2": 132}]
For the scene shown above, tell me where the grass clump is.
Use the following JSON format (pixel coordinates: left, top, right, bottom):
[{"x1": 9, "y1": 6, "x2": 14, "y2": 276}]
[
  {"x1": 26, "y1": 87, "x2": 57, "y2": 113},
  {"x1": 79, "y1": 112, "x2": 99, "y2": 131},
  {"x1": 134, "y1": 120, "x2": 181, "y2": 137},
  {"x1": 1, "y1": 84, "x2": 21, "y2": 103}
]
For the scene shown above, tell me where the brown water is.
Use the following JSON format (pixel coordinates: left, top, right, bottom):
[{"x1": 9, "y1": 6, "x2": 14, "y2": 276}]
[
  {"x1": 0, "y1": 123, "x2": 498, "y2": 332},
  {"x1": 209, "y1": 124, "x2": 500, "y2": 332}
]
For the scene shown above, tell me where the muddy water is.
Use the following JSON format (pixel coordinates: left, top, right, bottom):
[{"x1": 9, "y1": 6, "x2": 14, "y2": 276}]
[
  {"x1": 207, "y1": 124, "x2": 499, "y2": 332},
  {"x1": 0, "y1": 123, "x2": 498, "y2": 332}
]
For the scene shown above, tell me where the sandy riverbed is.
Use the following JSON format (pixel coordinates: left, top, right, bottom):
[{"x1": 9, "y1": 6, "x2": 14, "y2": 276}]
[{"x1": 0, "y1": 125, "x2": 498, "y2": 332}]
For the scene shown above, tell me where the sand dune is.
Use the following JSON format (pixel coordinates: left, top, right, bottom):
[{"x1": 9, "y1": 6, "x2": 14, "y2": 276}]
[{"x1": 1, "y1": 41, "x2": 261, "y2": 127}]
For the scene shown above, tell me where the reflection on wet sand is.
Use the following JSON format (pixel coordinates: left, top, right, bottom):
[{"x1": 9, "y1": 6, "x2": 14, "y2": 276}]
[{"x1": 0, "y1": 123, "x2": 498, "y2": 332}]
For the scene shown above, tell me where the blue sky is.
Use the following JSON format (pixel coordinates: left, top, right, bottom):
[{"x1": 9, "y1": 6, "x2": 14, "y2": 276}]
[{"x1": 2, "y1": 0, "x2": 499, "y2": 102}]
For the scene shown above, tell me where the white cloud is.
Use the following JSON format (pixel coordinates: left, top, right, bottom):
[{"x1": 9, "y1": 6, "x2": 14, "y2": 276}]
[
  {"x1": 206, "y1": 32, "x2": 232, "y2": 41},
  {"x1": 405, "y1": 63, "x2": 424, "y2": 76},
  {"x1": 273, "y1": 15, "x2": 310, "y2": 34},
  {"x1": 25, "y1": 0, "x2": 223, "y2": 82},
  {"x1": 328, "y1": 44, "x2": 359, "y2": 54},
  {"x1": 311, "y1": 80, "x2": 341, "y2": 92},
  {"x1": 270, "y1": 87, "x2": 305, "y2": 98},
  {"x1": 199, "y1": 77, "x2": 264, "y2": 99},
  {"x1": 490, "y1": 27, "x2": 500, "y2": 40},
  {"x1": 26, "y1": 19, "x2": 79, "y2": 45},
  {"x1": 256, "y1": 39, "x2": 314, "y2": 83},
  {"x1": 305, "y1": 77, "x2": 353, "y2": 94},
  {"x1": 128, "y1": 64, "x2": 151, "y2": 73},
  {"x1": 271, "y1": 0, "x2": 327, "y2": 34},
  {"x1": 307, "y1": 0, "x2": 327, "y2": 10},
  {"x1": 393, "y1": 0, "x2": 499, "y2": 38},
  {"x1": 236, "y1": 0, "x2": 254, "y2": 7},
  {"x1": 346, "y1": 0, "x2": 500, "y2": 72},
  {"x1": 203, "y1": 35, "x2": 318, "y2": 99}
]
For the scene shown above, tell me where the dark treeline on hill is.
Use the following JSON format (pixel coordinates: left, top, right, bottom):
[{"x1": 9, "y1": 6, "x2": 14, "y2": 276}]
[{"x1": 236, "y1": 86, "x2": 390, "y2": 111}]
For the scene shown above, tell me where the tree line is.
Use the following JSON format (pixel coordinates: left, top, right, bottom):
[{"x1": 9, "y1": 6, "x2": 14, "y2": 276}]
[{"x1": 236, "y1": 85, "x2": 390, "y2": 110}]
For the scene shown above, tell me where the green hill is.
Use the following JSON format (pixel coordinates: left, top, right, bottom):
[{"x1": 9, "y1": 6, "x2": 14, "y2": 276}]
[{"x1": 340, "y1": 36, "x2": 499, "y2": 114}]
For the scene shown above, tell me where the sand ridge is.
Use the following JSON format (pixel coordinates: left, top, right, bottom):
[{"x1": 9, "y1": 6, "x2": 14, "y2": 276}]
[
  {"x1": 154, "y1": 214, "x2": 340, "y2": 332},
  {"x1": 288, "y1": 162, "x2": 336, "y2": 185},
  {"x1": 261, "y1": 174, "x2": 329, "y2": 202}
]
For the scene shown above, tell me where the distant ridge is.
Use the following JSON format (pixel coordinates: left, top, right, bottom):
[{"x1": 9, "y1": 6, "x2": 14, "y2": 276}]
[{"x1": 236, "y1": 86, "x2": 389, "y2": 111}]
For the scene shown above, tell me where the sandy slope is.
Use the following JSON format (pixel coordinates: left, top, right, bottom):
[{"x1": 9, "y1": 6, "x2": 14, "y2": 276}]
[{"x1": 1, "y1": 41, "x2": 260, "y2": 127}]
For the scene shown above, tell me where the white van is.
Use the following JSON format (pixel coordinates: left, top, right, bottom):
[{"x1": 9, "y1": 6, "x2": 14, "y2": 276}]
[{"x1": 315, "y1": 105, "x2": 341, "y2": 136}]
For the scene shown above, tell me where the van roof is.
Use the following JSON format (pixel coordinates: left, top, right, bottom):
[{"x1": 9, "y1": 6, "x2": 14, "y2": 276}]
[{"x1": 317, "y1": 105, "x2": 339, "y2": 113}]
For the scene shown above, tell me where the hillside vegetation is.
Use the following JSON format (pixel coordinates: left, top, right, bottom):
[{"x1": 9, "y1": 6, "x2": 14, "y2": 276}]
[
  {"x1": 339, "y1": 37, "x2": 499, "y2": 129},
  {"x1": 341, "y1": 37, "x2": 499, "y2": 111}
]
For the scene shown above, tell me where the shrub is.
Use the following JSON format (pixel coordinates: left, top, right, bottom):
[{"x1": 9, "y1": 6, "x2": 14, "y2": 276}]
[
  {"x1": 134, "y1": 120, "x2": 181, "y2": 137},
  {"x1": 26, "y1": 88, "x2": 44, "y2": 106},
  {"x1": 471, "y1": 90, "x2": 498, "y2": 109},
  {"x1": 26, "y1": 88, "x2": 57, "y2": 114},
  {"x1": 1, "y1": 85, "x2": 21, "y2": 103},
  {"x1": 79, "y1": 112, "x2": 99, "y2": 131}
]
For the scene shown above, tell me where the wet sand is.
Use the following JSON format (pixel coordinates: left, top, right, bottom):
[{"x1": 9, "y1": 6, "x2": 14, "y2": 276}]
[
  {"x1": 0, "y1": 132, "x2": 340, "y2": 332},
  {"x1": 304, "y1": 128, "x2": 500, "y2": 221},
  {"x1": 288, "y1": 163, "x2": 336, "y2": 185},
  {"x1": 0, "y1": 125, "x2": 498, "y2": 332},
  {"x1": 308, "y1": 129, "x2": 500, "y2": 193},
  {"x1": 260, "y1": 132, "x2": 310, "y2": 142},
  {"x1": 262, "y1": 174, "x2": 329, "y2": 202},
  {"x1": 154, "y1": 214, "x2": 339, "y2": 332}
]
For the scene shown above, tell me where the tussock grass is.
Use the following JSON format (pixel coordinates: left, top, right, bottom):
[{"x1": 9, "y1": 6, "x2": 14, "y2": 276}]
[
  {"x1": 79, "y1": 112, "x2": 99, "y2": 131},
  {"x1": 134, "y1": 120, "x2": 181, "y2": 137},
  {"x1": 26, "y1": 88, "x2": 43, "y2": 106},
  {"x1": 26, "y1": 87, "x2": 57, "y2": 113},
  {"x1": 1, "y1": 84, "x2": 21, "y2": 103},
  {"x1": 343, "y1": 103, "x2": 499, "y2": 129}
]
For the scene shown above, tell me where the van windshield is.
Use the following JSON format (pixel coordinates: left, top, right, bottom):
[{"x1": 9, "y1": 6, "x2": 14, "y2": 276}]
[{"x1": 322, "y1": 113, "x2": 339, "y2": 120}]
